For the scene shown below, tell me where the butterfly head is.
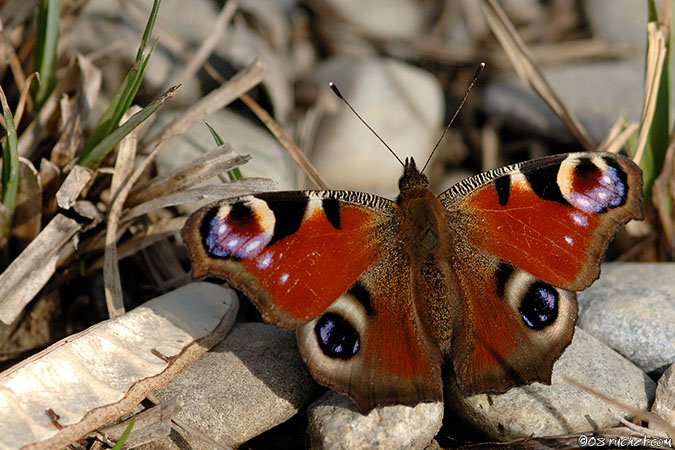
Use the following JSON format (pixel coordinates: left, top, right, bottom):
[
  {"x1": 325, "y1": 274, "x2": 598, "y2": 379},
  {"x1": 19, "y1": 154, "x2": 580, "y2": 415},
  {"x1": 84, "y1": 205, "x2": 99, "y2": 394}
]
[{"x1": 398, "y1": 157, "x2": 429, "y2": 193}]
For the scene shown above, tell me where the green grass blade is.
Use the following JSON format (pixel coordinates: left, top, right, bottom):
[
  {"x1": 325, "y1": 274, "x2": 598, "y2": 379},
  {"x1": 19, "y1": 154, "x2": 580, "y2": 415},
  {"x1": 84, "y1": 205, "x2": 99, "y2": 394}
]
[
  {"x1": 81, "y1": 0, "x2": 161, "y2": 158},
  {"x1": 33, "y1": 0, "x2": 60, "y2": 110},
  {"x1": 79, "y1": 86, "x2": 177, "y2": 168},
  {"x1": 641, "y1": 3, "x2": 671, "y2": 204},
  {"x1": 0, "y1": 86, "x2": 19, "y2": 236},
  {"x1": 110, "y1": 416, "x2": 135, "y2": 450},
  {"x1": 82, "y1": 40, "x2": 157, "y2": 155},
  {"x1": 136, "y1": 0, "x2": 161, "y2": 61},
  {"x1": 647, "y1": 0, "x2": 658, "y2": 22},
  {"x1": 205, "y1": 121, "x2": 242, "y2": 181}
]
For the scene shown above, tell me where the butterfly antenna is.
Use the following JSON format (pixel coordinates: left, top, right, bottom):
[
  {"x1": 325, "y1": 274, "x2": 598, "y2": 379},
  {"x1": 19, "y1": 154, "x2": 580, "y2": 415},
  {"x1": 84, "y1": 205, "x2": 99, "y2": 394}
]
[
  {"x1": 420, "y1": 62, "x2": 486, "y2": 174},
  {"x1": 329, "y1": 82, "x2": 405, "y2": 167}
]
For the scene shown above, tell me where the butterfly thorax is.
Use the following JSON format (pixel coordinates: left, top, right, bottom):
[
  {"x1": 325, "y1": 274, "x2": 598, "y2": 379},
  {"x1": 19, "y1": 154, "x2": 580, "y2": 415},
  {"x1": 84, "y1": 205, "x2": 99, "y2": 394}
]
[{"x1": 397, "y1": 158, "x2": 455, "y2": 260}]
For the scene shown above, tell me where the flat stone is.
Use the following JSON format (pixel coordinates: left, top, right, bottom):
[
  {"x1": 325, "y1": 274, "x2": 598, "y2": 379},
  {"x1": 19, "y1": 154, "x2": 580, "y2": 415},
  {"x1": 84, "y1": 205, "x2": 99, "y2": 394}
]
[
  {"x1": 578, "y1": 263, "x2": 675, "y2": 376},
  {"x1": 148, "y1": 323, "x2": 320, "y2": 449},
  {"x1": 312, "y1": 57, "x2": 444, "y2": 197},
  {"x1": 445, "y1": 327, "x2": 656, "y2": 441},
  {"x1": 307, "y1": 390, "x2": 443, "y2": 450}
]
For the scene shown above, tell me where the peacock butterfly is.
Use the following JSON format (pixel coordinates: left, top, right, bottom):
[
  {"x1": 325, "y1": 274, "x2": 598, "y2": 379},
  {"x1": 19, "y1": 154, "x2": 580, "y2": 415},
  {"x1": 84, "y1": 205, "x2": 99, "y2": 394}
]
[{"x1": 182, "y1": 144, "x2": 642, "y2": 412}]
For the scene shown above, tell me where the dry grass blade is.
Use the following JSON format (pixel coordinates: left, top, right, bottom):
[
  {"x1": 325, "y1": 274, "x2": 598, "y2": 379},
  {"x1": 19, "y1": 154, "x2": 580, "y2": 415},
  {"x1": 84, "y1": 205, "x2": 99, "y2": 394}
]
[
  {"x1": 142, "y1": 59, "x2": 268, "y2": 152},
  {"x1": 563, "y1": 376, "x2": 675, "y2": 440},
  {"x1": 127, "y1": 143, "x2": 248, "y2": 207},
  {"x1": 55, "y1": 165, "x2": 93, "y2": 209},
  {"x1": 51, "y1": 56, "x2": 102, "y2": 168},
  {"x1": 12, "y1": 158, "x2": 41, "y2": 250},
  {"x1": 89, "y1": 217, "x2": 187, "y2": 271},
  {"x1": 123, "y1": 177, "x2": 277, "y2": 223},
  {"x1": 240, "y1": 93, "x2": 329, "y2": 189},
  {"x1": 480, "y1": 0, "x2": 596, "y2": 152},
  {"x1": 109, "y1": 107, "x2": 140, "y2": 199},
  {"x1": 653, "y1": 134, "x2": 674, "y2": 254},
  {"x1": 17, "y1": 72, "x2": 60, "y2": 158},
  {"x1": 104, "y1": 123, "x2": 141, "y2": 319},
  {"x1": 96, "y1": 397, "x2": 182, "y2": 447},
  {"x1": 632, "y1": 21, "x2": 668, "y2": 165},
  {"x1": 13, "y1": 72, "x2": 37, "y2": 127},
  {"x1": 0, "y1": 19, "x2": 27, "y2": 107},
  {"x1": 596, "y1": 116, "x2": 640, "y2": 154},
  {"x1": 171, "y1": 416, "x2": 234, "y2": 450},
  {"x1": 99, "y1": 60, "x2": 265, "y2": 319},
  {"x1": 171, "y1": 0, "x2": 238, "y2": 87},
  {"x1": 0, "y1": 214, "x2": 80, "y2": 325}
]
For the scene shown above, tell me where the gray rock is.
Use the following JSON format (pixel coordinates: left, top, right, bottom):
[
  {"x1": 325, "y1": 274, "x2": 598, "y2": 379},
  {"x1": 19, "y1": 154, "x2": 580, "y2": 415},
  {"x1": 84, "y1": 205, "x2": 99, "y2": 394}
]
[
  {"x1": 149, "y1": 323, "x2": 320, "y2": 448},
  {"x1": 445, "y1": 327, "x2": 656, "y2": 441},
  {"x1": 481, "y1": 60, "x2": 646, "y2": 144},
  {"x1": 650, "y1": 363, "x2": 675, "y2": 436},
  {"x1": 307, "y1": 390, "x2": 443, "y2": 450},
  {"x1": 578, "y1": 263, "x2": 675, "y2": 376},
  {"x1": 312, "y1": 58, "x2": 444, "y2": 197},
  {"x1": 582, "y1": 0, "x2": 648, "y2": 50}
]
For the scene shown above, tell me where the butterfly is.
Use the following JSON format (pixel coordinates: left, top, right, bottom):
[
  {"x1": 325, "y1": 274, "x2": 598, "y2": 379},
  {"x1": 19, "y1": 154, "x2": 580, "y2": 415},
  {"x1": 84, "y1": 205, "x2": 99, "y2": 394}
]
[{"x1": 181, "y1": 151, "x2": 643, "y2": 411}]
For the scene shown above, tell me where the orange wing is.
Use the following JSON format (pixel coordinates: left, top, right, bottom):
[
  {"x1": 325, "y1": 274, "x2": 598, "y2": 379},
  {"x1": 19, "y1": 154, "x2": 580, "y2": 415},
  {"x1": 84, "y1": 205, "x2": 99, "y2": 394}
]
[{"x1": 438, "y1": 152, "x2": 642, "y2": 393}]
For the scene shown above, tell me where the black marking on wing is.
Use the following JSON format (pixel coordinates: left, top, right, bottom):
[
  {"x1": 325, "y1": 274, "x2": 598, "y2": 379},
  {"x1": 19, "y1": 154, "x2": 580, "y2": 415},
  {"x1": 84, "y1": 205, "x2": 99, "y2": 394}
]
[
  {"x1": 524, "y1": 161, "x2": 570, "y2": 206},
  {"x1": 494, "y1": 176, "x2": 511, "y2": 207},
  {"x1": 519, "y1": 282, "x2": 559, "y2": 330},
  {"x1": 494, "y1": 263, "x2": 514, "y2": 298},
  {"x1": 572, "y1": 157, "x2": 599, "y2": 180},
  {"x1": 255, "y1": 192, "x2": 308, "y2": 245},
  {"x1": 602, "y1": 156, "x2": 630, "y2": 208},
  {"x1": 322, "y1": 198, "x2": 341, "y2": 230},
  {"x1": 315, "y1": 313, "x2": 360, "y2": 359},
  {"x1": 348, "y1": 282, "x2": 375, "y2": 316}
]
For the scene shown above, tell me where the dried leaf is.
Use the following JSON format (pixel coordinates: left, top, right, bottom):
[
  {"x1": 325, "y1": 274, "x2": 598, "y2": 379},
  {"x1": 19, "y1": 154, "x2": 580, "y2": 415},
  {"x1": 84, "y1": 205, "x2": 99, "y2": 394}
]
[
  {"x1": 12, "y1": 158, "x2": 42, "y2": 250},
  {"x1": 55, "y1": 165, "x2": 93, "y2": 210},
  {"x1": 0, "y1": 283, "x2": 238, "y2": 449},
  {"x1": 0, "y1": 214, "x2": 80, "y2": 325},
  {"x1": 96, "y1": 397, "x2": 182, "y2": 447},
  {"x1": 127, "y1": 143, "x2": 249, "y2": 207},
  {"x1": 123, "y1": 177, "x2": 278, "y2": 222},
  {"x1": 38, "y1": 157, "x2": 61, "y2": 217}
]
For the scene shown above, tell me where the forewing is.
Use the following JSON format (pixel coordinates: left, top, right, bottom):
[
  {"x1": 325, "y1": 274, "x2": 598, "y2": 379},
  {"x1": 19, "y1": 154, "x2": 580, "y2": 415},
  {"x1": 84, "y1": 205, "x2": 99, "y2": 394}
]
[
  {"x1": 439, "y1": 152, "x2": 643, "y2": 291},
  {"x1": 182, "y1": 190, "x2": 396, "y2": 328}
]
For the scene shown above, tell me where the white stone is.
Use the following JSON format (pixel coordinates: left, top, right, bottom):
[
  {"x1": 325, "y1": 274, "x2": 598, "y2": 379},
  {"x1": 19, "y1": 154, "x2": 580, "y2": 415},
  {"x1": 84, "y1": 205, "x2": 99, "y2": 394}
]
[
  {"x1": 307, "y1": 390, "x2": 443, "y2": 450},
  {"x1": 323, "y1": 0, "x2": 424, "y2": 39},
  {"x1": 312, "y1": 58, "x2": 444, "y2": 197}
]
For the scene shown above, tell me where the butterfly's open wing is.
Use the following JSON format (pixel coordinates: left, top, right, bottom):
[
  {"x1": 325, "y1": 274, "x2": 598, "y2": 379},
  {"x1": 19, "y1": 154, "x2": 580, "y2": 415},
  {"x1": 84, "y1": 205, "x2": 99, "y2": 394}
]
[
  {"x1": 182, "y1": 191, "x2": 391, "y2": 328},
  {"x1": 441, "y1": 152, "x2": 643, "y2": 291},
  {"x1": 296, "y1": 248, "x2": 443, "y2": 411},
  {"x1": 438, "y1": 152, "x2": 643, "y2": 393},
  {"x1": 182, "y1": 190, "x2": 443, "y2": 410}
]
